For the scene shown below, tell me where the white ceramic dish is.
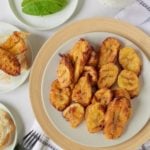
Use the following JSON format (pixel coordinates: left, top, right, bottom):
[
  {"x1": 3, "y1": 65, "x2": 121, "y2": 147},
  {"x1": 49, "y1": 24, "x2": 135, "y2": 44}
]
[
  {"x1": 41, "y1": 32, "x2": 150, "y2": 147},
  {"x1": 8, "y1": 0, "x2": 79, "y2": 30},
  {"x1": 0, "y1": 103, "x2": 17, "y2": 150},
  {"x1": 0, "y1": 21, "x2": 32, "y2": 94}
]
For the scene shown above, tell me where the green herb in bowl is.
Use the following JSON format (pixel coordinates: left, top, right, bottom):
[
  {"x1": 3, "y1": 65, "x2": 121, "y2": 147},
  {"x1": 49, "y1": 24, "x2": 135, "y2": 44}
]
[{"x1": 21, "y1": 0, "x2": 68, "y2": 16}]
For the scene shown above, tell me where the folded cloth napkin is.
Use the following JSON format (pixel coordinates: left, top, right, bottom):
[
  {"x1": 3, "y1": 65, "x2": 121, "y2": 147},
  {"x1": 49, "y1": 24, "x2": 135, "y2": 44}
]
[
  {"x1": 31, "y1": 120, "x2": 62, "y2": 150},
  {"x1": 29, "y1": 1, "x2": 150, "y2": 150},
  {"x1": 115, "y1": 0, "x2": 150, "y2": 26}
]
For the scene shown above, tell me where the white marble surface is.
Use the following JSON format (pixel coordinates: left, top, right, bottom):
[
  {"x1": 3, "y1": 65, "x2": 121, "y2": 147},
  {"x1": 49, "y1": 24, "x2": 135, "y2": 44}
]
[{"x1": 0, "y1": 0, "x2": 136, "y2": 139}]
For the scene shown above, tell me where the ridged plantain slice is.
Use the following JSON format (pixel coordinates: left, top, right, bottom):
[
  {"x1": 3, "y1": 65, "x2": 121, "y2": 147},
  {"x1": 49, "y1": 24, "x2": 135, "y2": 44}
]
[
  {"x1": 85, "y1": 103, "x2": 105, "y2": 133},
  {"x1": 98, "y1": 63, "x2": 119, "y2": 88},
  {"x1": 104, "y1": 98, "x2": 132, "y2": 139},
  {"x1": 63, "y1": 103, "x2": 85, "y2": 128},
  {"x1": 119, "y1": 47, "x2": 142, "y2": 75},
  {"x1": 118, "y1": 70, "x2": 139, "y2": 91},
  {"x1": 49, "y1": 80, "x2": 71, "y2": 111},
  {"x1": 99, "y1": 37, "x2": 121, "y2": 67}
]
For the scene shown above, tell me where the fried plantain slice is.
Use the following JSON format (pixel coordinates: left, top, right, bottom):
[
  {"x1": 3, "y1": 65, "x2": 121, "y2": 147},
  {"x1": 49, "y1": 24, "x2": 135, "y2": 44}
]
[
  {"x1": 63, "y1": 103, "x2": 85, "y2": 128},
  {"x1": 87, "y1": 50, "x2": 98, "y2": 67},
  {"x1": 98, "y1": 63, "x2": 119, "y2": 88},
  {"x1": 119, "y1": 47, "x2": 142, "y2": 75},
  {"x1": 49, "y1": 80, "x2": 71, "y2": 111},
  {"x1": 83, "y1": 66, "x2": 98, "y2": 86},
  {"x1": 104, "y1": 98, "x2": 132, "y2": 139},
  {"x1": 0, "y1": 31, "x2": 28, "y2": 55},
  {"x1": 85, "y1": 103, "x2": 105, "y2": 133},
  {"x1": 113, "y1": 88, "x2": 130, "y2": 100},
  {"x1": 57, "y1": 54, "x2": 74, "y2": 88},
  {"x1": 0, "y1": 48, "x2": 21, "y2": 76},
  {"x1": 72, "y1": 75, "x2": 92, "y2": 107},
  {"x1": 128, "y1": 86, "x2": 140, "y2": 98},
  {"x1": 117, "y1": 70, "x2": 139, "y2": 91},
  {"x1": 92, "y1": 88, "x2": 113, "y2": 108},
  {"x1": 69, "y1": 39, "x2": 92, "y2": 83},
  {"x1": 99, "y1": 37, "x2": 121, "y2": 67}
]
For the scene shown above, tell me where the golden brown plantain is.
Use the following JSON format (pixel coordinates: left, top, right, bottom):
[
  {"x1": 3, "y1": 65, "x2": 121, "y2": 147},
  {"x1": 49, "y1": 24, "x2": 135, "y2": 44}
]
[
  {"x1": 72, "y1": 75, "x2": 92, "y2": 107},
  {"x1": 104, "y1": 98, "x2": 132, "y2": 139},
  {"x1": 92, "y1": 88, "x2": 113, "y2": 108},
  {"x1": 113, "y1": 88, "x2": 130, "y2": 100},
  {"x1": 119, "y1": 47, "x2": 142, "y2": 75},
  {"x1": 117, "y1": 70, "x2": 139, "y2": 91},
  {"x1": 0, "y1": 48, "x2": 21, "y2": 76},
  {"x1": 69, "y1": 39, "x2": 92, "y2": 83},
  {"x1": 98, "y1": 63, "x2": 119, "y2": 88},
  {"x1": 128, "y1": 86, "x2": 140, "y2": 98},
  {"x1": 63, "y1": 103, "x2": 85, "y2": 128},
  {"x1": 57, "y1": 54, "x2": 74, "y2": 88},
  {"x1": 87, "y1": 50, "x2": 98, "y2": 67},
  {"x1": 49, "y1": 80, "x2": 71, "y2": 111},
  {"x1": 0, "y1": 31, "x2": 28, "y2": 55},
  {"x1": 85, "y1": 103, "x2": 105, "y2": 133},
  {"x1": 99, "y1": 37, "x2": 121, "y2": 67},
  {"x1": 83, "y1": 66, "x2": 98, "y2": 86}
]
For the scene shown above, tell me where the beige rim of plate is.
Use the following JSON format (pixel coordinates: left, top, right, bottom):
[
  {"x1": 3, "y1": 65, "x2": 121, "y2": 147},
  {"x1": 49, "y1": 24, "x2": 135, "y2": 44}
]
[{"x1": 29, "y1": 18, "x2": 150, "y2": 150}]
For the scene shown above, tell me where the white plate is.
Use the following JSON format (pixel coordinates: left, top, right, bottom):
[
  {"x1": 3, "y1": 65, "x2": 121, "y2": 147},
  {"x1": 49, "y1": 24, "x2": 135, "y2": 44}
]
[
  {"x1": 0, "y1": 22, "x2": 32, "y2": 94},
  {"x1": 8, "y1": 0, "x2": 79, "y2": 30},
  {"x1": 0, "y1": 103, "x2": 17, "y2": 150},
  {"x1": 41, "y1": 32, "x2": 150, "y2": 147}
]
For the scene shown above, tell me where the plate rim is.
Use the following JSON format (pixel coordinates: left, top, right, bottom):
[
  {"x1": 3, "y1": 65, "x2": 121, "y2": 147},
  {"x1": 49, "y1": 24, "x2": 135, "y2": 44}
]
[
  {"x1": 8, "y1": 0, "x2": 79, "y2": 30},
  {"x1": 29, "y1": 18, "x2": 150, "y2": 150},
  {"x1": 0, "y1": 21, "x2": 32, "y2": 94},
  {"x1": 41, "y1": 31, "x2": 150, "y2": 147}
]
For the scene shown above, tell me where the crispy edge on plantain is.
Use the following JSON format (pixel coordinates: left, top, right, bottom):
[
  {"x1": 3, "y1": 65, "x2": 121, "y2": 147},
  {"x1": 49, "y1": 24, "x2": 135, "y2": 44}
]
[
  {"x1": 98, "y1": 37, "x2": 121, "y2": 67},
  {"x1": 0, "y1": 31, "x2": 28, "y2": 55},
  {"x1": 113, "y1": 88, "x2": 130, "y2": 100},
  {"x1": 92, "y1": 88, "x2": 113, "y2": 108},
  {"x1": 72, "y1": 74, "x2": 92, "y2": 107},
  {"x1": 0, "y1": 48, "x2": 21, "y2": 76},
  {"x1": 87, "y1": 49, "x2": 98, "y2": 67},
  {"x1": 69, "y1": 39, "x2": 92, "y2": 83},
  {"x1": 57, "y1": 54, "x2": 74, "y2": 88},
  {"x1": 83, "y1": 66, "x2": 98, "y2": 86}
]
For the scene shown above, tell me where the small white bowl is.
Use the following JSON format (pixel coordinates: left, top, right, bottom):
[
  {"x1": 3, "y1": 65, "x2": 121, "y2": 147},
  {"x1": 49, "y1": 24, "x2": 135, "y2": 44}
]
[{"x1": 0, "y1": 103, "x2": 18, "y2": 150}]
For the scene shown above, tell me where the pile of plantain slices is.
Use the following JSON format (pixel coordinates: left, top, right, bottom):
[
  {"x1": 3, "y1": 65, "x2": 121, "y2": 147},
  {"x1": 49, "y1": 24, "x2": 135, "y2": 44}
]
[{"x1": 49, "y1": 37, "x2": 142, "y2": 140}]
